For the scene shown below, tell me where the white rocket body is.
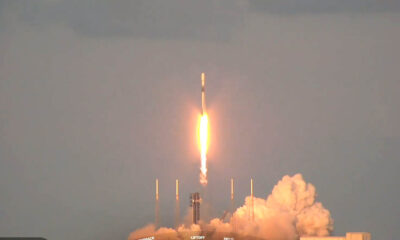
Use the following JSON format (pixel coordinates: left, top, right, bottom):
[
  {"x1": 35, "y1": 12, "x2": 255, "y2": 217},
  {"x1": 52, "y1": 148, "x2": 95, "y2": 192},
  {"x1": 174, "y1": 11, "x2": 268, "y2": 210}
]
[{"x1": 201, "y1": 73, "x2": 206, "y2": 115}]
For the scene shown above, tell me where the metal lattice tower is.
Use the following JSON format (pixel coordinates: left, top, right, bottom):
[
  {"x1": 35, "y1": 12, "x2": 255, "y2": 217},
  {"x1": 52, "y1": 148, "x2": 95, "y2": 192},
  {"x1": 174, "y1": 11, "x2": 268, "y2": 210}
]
[{"x1": 190, "y1": 192, "x2": 201, "y2": 224}]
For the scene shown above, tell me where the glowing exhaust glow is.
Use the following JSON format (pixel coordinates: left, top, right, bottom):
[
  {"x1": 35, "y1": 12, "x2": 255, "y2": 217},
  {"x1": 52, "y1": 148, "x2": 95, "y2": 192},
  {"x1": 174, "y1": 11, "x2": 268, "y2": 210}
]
[{"x1": 199, "y1": 113, "x2": 209, "y2": 185}]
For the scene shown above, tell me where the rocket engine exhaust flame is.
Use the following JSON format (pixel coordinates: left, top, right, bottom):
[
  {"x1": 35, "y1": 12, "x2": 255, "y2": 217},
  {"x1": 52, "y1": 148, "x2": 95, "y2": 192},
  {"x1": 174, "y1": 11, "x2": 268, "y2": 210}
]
[
  {"x1": 199, "y1": 73, "x2": 209, "y2": 186},
  {"x1": 199, "y1": 113, "x2": 208, "y2": 185}
]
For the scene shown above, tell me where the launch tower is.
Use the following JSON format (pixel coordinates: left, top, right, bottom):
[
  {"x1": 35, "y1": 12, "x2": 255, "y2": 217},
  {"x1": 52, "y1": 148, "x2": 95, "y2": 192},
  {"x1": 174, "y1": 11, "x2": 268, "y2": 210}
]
[{"x1": 190, "y1": 192, "x2": 201, "y2": 224}]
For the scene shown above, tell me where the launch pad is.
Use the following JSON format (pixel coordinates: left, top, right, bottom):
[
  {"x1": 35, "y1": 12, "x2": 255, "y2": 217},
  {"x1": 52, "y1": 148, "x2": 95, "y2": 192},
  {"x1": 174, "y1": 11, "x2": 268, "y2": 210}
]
[
  {"x1": 133, "y1": 232, "x2": 371, "y2": 240},
  {"x1": 132, "y1": 74, "x2": 371, "y2": 240}
]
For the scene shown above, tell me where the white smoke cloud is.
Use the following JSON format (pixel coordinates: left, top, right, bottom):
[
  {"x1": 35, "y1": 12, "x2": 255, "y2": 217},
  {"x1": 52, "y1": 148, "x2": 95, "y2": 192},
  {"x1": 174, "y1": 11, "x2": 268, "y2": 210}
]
[
  {"x1": 128, "y1": 224, "x2": 156, "y2": 240},
  {"x1": 230, "y1": 174, "x2": 333, "y2": 239},
  {"x1": 128, "y1": 174, "x2": 333, "y2": 240}
]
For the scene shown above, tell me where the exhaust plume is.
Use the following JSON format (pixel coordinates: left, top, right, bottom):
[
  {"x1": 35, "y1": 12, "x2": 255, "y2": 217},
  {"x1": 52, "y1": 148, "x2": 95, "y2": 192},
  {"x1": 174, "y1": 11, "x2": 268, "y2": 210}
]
[
  {"x1": 199, "y1": 73, "x2": 209, "y2": 186},
  {"x1": 129, "y1": 174, "x2": 333, "y2": 240},
  {"x1": 199, "y1": 113, "x2": 208, "y2": 185},
  {"x1": 155, "y1": 178, "x2": 160, "y2": 228},
  {"x1": 175, "y1": 179, "x2": 180, "y2": 228}
]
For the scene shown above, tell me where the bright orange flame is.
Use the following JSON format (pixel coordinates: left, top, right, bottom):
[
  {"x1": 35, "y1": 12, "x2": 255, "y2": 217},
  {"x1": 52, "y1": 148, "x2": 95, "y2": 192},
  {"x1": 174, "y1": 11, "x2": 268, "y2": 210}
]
[{"x1": 199, "y1": 113, "x2": 209, "y2": 185}]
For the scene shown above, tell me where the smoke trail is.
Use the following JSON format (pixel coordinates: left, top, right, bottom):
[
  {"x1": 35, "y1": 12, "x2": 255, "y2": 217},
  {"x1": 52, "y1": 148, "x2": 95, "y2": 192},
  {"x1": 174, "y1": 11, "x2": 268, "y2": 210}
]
[
  {"x1": 129, "y1": 174, "x2": 333, "y2": 240},
  {"x1": 155, "y1": 179, "x2": 160, "y2": 228},
  {"x1": 175, "y1": 199, "x2": 180, "y2": 228},
  {"x1": 175, "y1": 179, "x2": 180, "y2": 228}
]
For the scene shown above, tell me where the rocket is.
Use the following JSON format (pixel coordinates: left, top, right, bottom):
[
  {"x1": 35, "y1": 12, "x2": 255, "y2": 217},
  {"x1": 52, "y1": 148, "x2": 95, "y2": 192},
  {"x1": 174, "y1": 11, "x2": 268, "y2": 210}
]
[
  {"x1": 231, "y1": 178, "x2": 234, "y2": 200},
  {"x1": 176, "y1": 179, "x2": 179, "y2": 200},
  {"x1": 201, "y1": 73, "x2": 206, "y2": 115},
  {"x1": 156, "y1": 178, "x2": 159, "y2": 201}
]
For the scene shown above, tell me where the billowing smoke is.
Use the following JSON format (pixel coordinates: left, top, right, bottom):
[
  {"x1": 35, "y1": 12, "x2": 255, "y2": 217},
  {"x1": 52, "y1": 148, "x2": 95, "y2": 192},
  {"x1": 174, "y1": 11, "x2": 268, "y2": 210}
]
[
  {"x1": 128, "y1": 174, "x2": 333, "y2": 240},
  {"x1": 231, "y1": 174, "x2": 333, "y2": 239}
]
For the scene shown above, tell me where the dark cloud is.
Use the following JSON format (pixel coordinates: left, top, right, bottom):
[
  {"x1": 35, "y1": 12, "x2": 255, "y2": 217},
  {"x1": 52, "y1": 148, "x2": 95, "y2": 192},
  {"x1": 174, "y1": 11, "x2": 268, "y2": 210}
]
[
  {"x1": 249, "y1": 0, "x2": 400, "y2": 14},
  {"x1": 12, "y1": 0, "x2": 244, "y2": 41},
  {"x1": 5, "y1": 0, "x2": 400, "y2": 40}
]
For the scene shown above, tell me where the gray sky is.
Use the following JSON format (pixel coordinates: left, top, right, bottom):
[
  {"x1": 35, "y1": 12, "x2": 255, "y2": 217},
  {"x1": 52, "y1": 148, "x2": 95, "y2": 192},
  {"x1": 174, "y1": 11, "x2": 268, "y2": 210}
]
[{"x1": 0, "y1": 1, "x2": 399, "y2": 239}]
